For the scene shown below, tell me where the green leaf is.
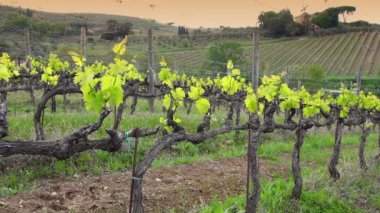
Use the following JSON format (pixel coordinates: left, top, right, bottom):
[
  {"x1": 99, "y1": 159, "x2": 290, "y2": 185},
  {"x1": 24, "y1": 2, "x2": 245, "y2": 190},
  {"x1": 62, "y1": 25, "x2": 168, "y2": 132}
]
[
  {"x1": 159, "y1": 67, "x2": 172, "y2": 81},
  {"x1": 83, "y1": 91, "x2": 105, "y2": 113},
  {"x1": 231, "y1": 69, "x2": 240, "y2": 76},
  {"x1": 113, "y1": 36, "x2": 128, "y2": 56},
  {"x1": 220, "y1": 76, "x2": 240, "y2": 95},
  {"x1": 68, "y1": 51, "x2": 86, "y2": 67},
  {"x1": 0, "y1": 65, "x2": 10, "y2": 82},
  {"x1": 174, "y1": 117, "x2": 182, "y2": 124},
  {"x1": 188, "y1": 86, "x2": 204, "y2": 101},
  {"x1": 245, "y1": 94, "x2": 258, "y2": 112},
  {"x1": 163, "y1": 94, "x2": 171, "y2": 110},
  {"x1": 101, "y1": 75, "x2": 124, "y2": 108},
  {"x1": 195, "y1": 98, "x2": 210, "y2": 114},
  {"x1": 160, "y1": 57, "x2": 167, "y2": 67},
  {"x1": 171, "y1": 88, "x2": 185, "y2": 102},
  {"x1": 227, "y1": 60, "x2": 234, "y2": 70}
]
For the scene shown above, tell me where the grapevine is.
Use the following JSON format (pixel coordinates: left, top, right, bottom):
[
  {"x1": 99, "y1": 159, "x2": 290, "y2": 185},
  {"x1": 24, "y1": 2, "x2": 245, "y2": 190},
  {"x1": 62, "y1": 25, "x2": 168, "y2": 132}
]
[{"x1": 0, "y1": 37, "x2": 378, "y2": 213}]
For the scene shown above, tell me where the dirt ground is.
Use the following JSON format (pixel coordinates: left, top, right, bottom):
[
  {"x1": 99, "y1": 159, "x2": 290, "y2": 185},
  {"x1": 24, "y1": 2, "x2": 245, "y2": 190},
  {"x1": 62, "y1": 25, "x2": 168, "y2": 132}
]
[{"x1": 0, "y1": 157, "x2": 287, "y2": 212}]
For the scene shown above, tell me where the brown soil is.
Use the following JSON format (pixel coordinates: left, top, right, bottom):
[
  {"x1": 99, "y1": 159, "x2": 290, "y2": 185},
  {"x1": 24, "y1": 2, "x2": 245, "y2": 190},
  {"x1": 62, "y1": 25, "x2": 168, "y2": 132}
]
[{"x1": 0, "y1": 157, "x2": 287, "y2": 212}]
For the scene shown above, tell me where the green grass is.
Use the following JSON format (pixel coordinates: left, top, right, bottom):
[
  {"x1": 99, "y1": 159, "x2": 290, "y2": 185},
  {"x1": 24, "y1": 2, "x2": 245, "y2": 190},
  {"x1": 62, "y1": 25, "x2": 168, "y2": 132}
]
[
  {"x1": 200, "y1": 178, "x2": 359, "y2": 213},
  {"x1": 197, "y1": 131, "x2": 380, "y2": 212},
  {"x1": 1, "y1": 91, "x2": 379, "y2": 213}
]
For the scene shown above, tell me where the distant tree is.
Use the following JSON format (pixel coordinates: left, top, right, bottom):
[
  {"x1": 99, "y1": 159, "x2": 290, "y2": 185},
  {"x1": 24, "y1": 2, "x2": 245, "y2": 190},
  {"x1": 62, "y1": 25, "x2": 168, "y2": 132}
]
[
  {"x1": 311, "y1": 11, "x2": 334, "y2": 28},
  {"x1": 286, "y1": 22, "x2": 305, "y2": 37},
  {"x1": 258, "y1": 11, "x2": 277, "y2": 29},
  {"x1": 312, "y1": 6, "x2": 356, "y2": 28},
  {"x1": 305, "y1": 64, "x2": 325, "y2": 82},
  {"x1": 348, "y1": 20, "x2": 371, "y2": 28},
  {"x1": 258, "y1": 9, "x2": 304, "y2": 37},
  {"x1": 179, "y1": 38, "x2": 191, "y2": 48},
  {"x1": 336, "y1": 6, "x2": 356, "y2": 23},
  {"x1": 206, "y1": 42, "x2": 244, "y2": 72},
  {"x1": 25, "y1": 8, "x2": 33, "y2": 18},
  {"x1": 178, "y1": 26, "x2": 189, "y2": 36},
  {"x1": 4, "y1": 13, "x2": 30, "y2": 29}
]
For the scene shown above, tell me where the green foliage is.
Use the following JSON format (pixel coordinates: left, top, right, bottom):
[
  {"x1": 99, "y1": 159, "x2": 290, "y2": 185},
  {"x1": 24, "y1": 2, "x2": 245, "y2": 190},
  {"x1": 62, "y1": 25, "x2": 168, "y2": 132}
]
[
  {"x1": 312, "y1": 11, "x2": 335, "y2": 29},
  {"x1": 245, "y1": 94, "x2": 258, "y2": 113},
  {"x1": 0, "y1": 52, "x2": 19, "y2": 82},
  {"x1": 41, "y1": 53, "x2": 69, "y2": 86},
  {"x1": 195, "y1": 98, "x2": 210, "y2": 114},
  {"x1": 199, "y1": 178, "x2": 356, "y2": 213},
  {"x1": 259, "y1": 9, "x2": 305, "y2": 37},
  {"x1": 4, "y1": 11, "x2": 67, "y2": 36},
  {"x1": 188, "y1": 86, "x2": 205, "y2": 101},
  {"x1": 312, "y1": 6, "x2": 356, "y2": 28},
  {"x1": 179, "y1": 38, "x2": 191, "y2": 48},
  {"x1": 207, "y1": 42, "x2": 244, "y2": 72},
  {"x1": 71, "y1": 37, "x2": 142, "y2": 113}
]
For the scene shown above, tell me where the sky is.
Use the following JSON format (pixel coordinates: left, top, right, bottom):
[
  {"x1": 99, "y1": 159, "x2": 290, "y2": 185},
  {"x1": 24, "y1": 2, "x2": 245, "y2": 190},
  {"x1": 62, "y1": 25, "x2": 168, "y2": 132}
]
[{"x1": 0, "y1": 0, "x2": 379, "y2": 28}]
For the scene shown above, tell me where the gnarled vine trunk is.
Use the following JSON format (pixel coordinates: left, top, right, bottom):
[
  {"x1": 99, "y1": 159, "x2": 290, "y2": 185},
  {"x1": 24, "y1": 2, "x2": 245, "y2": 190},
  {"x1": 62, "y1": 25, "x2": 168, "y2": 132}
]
[
  {"x1": 131, "y1": 134, "x2": 185, "y2": 212},
  {"x1": 376, "y1": 132, "x2": 380, "y2": 160},
  {"x1": 329, "y1": 120, "x2": 344, "y2": 181},
  {"x1": 235, "y1": 101, "x2": 241, "y2": 140},
  {"x1": 246, "y1": 130, "x2": 261, "y2": 213},
  {"x1": 359, "y1": 126, "x2": 371, "y2": 170},
  {"x1": 0, "y1": 100, "x2": 8, "y2": 138},
  {"x1": 34, "y1": 87, "x2": 81, "y2": 141},
  {"x1": 292, "y1": 126, "x2": 305, "y2": 199},
  {"x1": 130, "y1": 95, "x2": 138, "y2": 115}
]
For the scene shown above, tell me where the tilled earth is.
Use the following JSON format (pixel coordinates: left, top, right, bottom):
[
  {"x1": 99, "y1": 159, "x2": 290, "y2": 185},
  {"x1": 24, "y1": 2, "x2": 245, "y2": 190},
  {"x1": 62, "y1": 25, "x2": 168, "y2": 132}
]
[{"x1": 0, "y1": 157, "x2": 287, "y2": 212}]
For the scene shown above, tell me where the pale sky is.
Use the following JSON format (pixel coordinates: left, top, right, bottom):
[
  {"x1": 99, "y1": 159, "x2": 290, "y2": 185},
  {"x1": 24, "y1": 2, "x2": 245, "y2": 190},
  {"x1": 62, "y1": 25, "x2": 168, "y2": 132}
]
[{"x1": 1, "y1": 0, "x2": 379, "y2": 27}]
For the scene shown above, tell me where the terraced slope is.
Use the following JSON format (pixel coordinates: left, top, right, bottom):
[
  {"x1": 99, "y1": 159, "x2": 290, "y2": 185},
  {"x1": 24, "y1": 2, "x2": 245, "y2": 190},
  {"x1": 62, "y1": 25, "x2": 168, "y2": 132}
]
[
  {"x1": 245, "y1": 31, "x2": 380, "y2": 76},
  {"x1": 161, "y1": 32, "x2": 380, "y2": 77}
]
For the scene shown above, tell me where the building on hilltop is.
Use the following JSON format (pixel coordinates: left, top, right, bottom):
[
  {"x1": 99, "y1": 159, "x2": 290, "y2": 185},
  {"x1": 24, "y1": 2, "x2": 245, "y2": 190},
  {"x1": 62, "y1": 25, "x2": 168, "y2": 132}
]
[{"x1": 294, "y1": 12, "x2": 312, "y2": 27}]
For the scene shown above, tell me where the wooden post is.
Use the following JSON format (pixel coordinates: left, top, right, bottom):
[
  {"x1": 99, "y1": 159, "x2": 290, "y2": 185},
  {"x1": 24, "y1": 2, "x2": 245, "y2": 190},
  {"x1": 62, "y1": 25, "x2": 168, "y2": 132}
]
[
  {"x1": 24, "y1": 28, "x2": 31, "y2": 56},
  {"x1": 174, "y1": 57, "x2": 178, "y2": 73},
  {"x1": 252, "y1": 29, "x2": 260, "y2": 93},
  {"x1": 80, "y1": 26, "x2": 87, "y2": 58},
  {"x1": 246, "y1": 28, "x2": 260, "y2": 212},
  {"x1": 129, "y1": 133, "x2": 139, "y2": 213},
  {"x1": 356, "y1": 71, "x2": 361, "y2": 95},
  {"x1": 24, "y1": 28, "x2": 36, "y2": 106},
  {"x1": 148, "y1": 28, "x2": 155, "y2": 113},
  {"x1": 297, "y1": 80, "x2": 301, "y2": 90}
]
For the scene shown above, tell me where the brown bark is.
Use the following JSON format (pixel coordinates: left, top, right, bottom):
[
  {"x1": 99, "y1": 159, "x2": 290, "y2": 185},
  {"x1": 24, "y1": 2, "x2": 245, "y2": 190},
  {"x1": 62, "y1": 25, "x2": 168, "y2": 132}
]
[
  {"x1": 113, "y1": 95, "x2": 128, "y2": 130},
  {"x1": 29, "y1": 87, "x2": 36, "y2": 106},
  {"x1": 291, "y1": 126, "x2": 305, "y2": 199},
  {"x1": 235, "y1": 101, "x2": 241, "y2": 140},
  {"x1": 130, "y1": 122, "x2": 248, "y2": 212},
  {"x1": 34, "y1": 86, "x2": 81, "y2": 141},
  {"x1": 359, "y1": 126, "x2": 371, "y2": 170},
  {"x1": 0, "y1": 125, "x2": 159, "y2": 161},
  {"x1": 246, "y1": 129, "x2": 261, "y2": 212},
  {"x1": 130, "y1": 96, "x2": 138, "y2": 115},
  {"x1": 329, "y1": 120, "x2": 344, "y2": 181},
  {"x1": 51, "y1": 96, "x2": 57, "y2": 113},
  {"x1": 1, "y1": 110, "x2": 112, "y2": 159},
  {"x1": 186, "y1": 101, "x2": 193, "y2": 115},
  {"x1": 377, "y1": 132, "x2": 380, "y2": 160},
  {"x1": 0, "y1": 100, "x2": 8, "y2": 138}
]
